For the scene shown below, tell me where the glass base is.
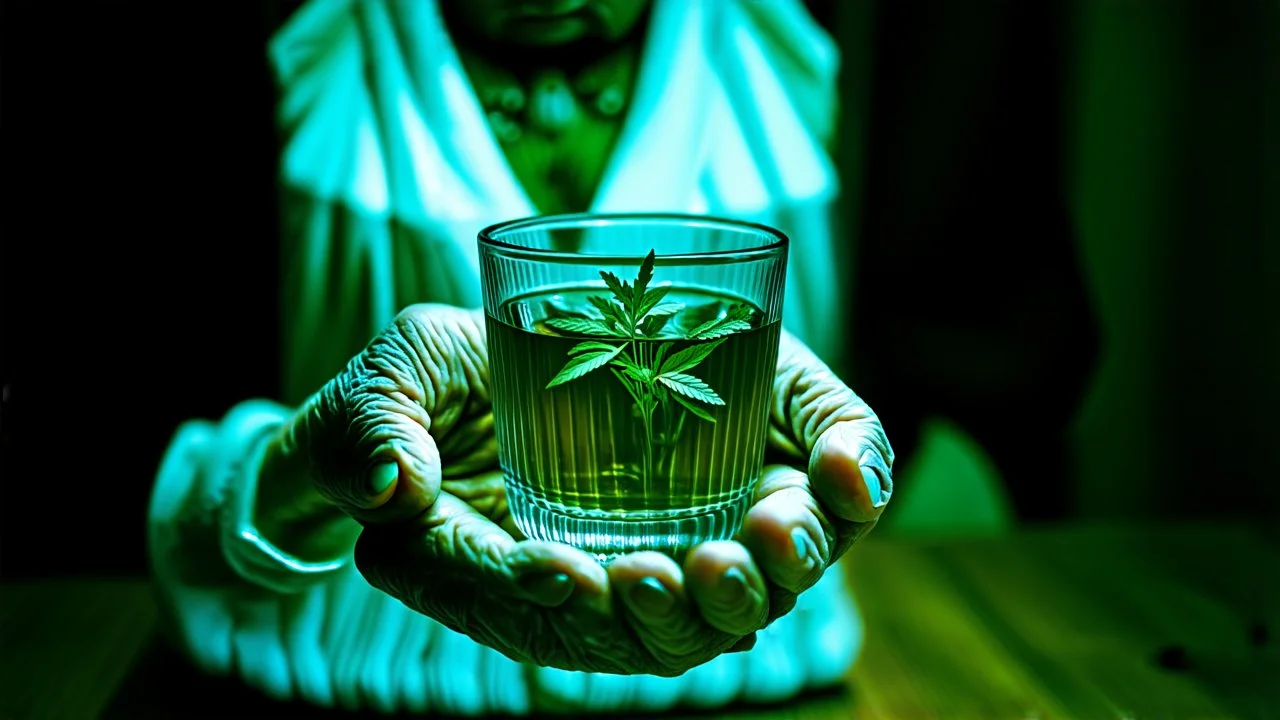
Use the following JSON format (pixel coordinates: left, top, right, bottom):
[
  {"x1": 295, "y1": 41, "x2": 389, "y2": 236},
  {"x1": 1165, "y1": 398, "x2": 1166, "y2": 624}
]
[{"x1": 505, "y1": 477, "x2": 754, "y2": 564}]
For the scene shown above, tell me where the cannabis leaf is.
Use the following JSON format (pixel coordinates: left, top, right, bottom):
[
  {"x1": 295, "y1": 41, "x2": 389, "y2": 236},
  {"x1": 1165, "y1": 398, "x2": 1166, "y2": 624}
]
[
  {"x1": 638, "y1": 313, "x2": 673, "y2": 338},
  {"x1": 545, "y1": 343, "x2": 625, "y2": 388},
  {"x1": 658, "y1": 337, "x2": 728, "y2": 376},
  {"x1": 544, "y1": 317, "x2": 617, "y2": 336},
  {"x1": 543, "y1": 249, "x2": 756, "y2": 483},
  {"x1": 687, "y1": 303, "x2": 754, "y2": 340},
  {"x1": 667, "y1": 391, "x2": 717, "y2": 423},
  {"x1": 656, "y1": 373, "x2": 724, "y2": 405}
]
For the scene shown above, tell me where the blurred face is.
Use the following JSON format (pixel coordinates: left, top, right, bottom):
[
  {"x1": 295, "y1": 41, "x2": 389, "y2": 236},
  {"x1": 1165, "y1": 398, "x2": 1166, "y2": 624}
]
[{"x1": 441, "y1": 0, "x2": 652, "y2": 47}]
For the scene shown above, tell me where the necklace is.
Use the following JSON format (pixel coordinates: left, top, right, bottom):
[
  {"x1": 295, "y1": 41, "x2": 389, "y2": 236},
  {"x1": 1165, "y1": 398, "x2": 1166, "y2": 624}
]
[{"x1": 458, "y1": 41, "x2": 639, "y2": 144}]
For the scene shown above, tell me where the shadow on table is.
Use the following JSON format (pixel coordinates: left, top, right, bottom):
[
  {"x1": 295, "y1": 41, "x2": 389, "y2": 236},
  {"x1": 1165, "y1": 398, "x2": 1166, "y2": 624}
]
[{"x1": 103, "y1": 641, "x2": 858, "y2": 719}]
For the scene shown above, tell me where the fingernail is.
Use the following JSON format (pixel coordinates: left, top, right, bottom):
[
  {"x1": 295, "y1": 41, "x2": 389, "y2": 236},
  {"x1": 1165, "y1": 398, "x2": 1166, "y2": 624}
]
[
  {"x1": 517, "y1": 572, "x2": 575, "y2": 606},
  {"x1": 718, "y1": 567, "x2": 748, "y2": 603},
  {"x1": 859, "y1": 465, "x2": 884, "y2": 508},
  {"x1": 628, "y1": 577, "x2": 675, "y2": 616},
  {"x1": 791, "y1": 527, "x2": 817, "y2": 567},
  {"x1": 367, "y1": 462, "x2": 399, "y2": 496}
]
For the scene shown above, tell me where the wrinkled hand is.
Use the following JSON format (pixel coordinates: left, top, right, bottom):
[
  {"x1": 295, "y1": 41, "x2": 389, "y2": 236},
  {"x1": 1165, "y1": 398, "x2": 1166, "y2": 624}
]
[
  {"x1": 269, "y1": 304, "x2": 891, "y2": 676},
  {"x1": 746, "y1": 333, "x2": 894, "y2": 626}
]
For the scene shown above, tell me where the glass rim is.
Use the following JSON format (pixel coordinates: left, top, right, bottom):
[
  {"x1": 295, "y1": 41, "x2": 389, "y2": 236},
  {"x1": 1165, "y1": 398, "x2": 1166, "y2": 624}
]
[{"x1": 478, "y1": 212, "x2": 788, "y2": 265}]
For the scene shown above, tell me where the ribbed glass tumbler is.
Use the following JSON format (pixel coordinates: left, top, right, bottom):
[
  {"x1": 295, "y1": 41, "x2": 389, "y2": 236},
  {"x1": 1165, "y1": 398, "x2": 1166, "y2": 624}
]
[{"x1": 478, "y1": 213, "x2": 788, "y2": 562}]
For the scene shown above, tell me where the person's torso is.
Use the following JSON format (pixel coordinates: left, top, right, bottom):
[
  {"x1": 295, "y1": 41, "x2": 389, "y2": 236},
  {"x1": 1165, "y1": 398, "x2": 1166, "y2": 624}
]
[{"x1": 270, "y1": 0, "x2": 845, "y2": 398}]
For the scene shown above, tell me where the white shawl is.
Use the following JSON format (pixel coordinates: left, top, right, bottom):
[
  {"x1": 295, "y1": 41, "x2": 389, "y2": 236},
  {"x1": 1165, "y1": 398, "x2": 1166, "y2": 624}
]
[{"x1": 270, "y1": 0, "x2": 843, "y2": 404}]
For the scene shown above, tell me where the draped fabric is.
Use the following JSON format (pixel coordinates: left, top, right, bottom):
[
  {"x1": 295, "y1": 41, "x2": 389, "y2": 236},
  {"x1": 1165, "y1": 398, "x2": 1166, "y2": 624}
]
[{"x1": 145, "y1": 0, "x2": 864, "y2": 712}]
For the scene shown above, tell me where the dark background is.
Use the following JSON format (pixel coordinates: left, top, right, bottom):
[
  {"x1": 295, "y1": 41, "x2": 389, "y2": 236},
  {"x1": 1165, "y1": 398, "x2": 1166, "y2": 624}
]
[{"x1": 2, "y1": 0, "x2": 1277, "y2": 579}]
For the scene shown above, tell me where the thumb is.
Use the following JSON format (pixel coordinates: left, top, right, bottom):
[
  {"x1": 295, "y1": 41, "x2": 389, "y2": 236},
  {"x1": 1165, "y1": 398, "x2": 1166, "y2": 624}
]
[
  {"x1": 343, "y1": 407, "x2": 443, "y2": 526},
  {"x1": 769, "y1": 331, "x2": 894, "y2": 521},
  {"x1": 293, "y1": 304, "x2": 488, "y2": 526},
  {"x1": 299, "y1": 356, "x2": 444, "y2": 527}
]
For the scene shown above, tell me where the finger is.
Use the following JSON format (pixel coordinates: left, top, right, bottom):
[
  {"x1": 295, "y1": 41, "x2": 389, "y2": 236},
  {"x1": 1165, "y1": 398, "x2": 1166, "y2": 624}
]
[
  {"x1": 301, "y1": 305, "x2": 492, "y2": 526},
  {"x1": 609, "y1": 551, "x2": 731, "y2": 672},
  {"x1": 768, "y1": 331, "x2": 894, "y2": 523},
  {"x1": 506, "y1": 540, "x2": 613, "y2": 611},
  {"x1": 356, "y1": 493, "x2": 613, "y2": 673},
  {"x1": 356, "y1": 492, "x2": 608, "y2": 620},
  {"x1": 683, "y1": 541, "x2": 769, "y2": 636},
  {"x1": 738, "y1": 465, "x2": 832, "y2": 595},
  {"x1": 308, "y1": 379, "x2": 443, "y2": 526},
  {"x1": 810, "y1": 420, "x2": 892, "y2": 523}
]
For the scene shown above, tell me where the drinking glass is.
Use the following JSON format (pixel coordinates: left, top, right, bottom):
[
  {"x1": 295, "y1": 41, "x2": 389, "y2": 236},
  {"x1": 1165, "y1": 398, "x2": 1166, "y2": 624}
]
[{"x1": 479, "y1": 213, "x2": 788, "y2": 561}]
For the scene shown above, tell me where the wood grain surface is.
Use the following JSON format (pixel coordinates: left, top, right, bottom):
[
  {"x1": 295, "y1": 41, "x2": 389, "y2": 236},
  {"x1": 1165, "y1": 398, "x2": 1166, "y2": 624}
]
[{"x1": 2, "y1": 522, "x2": 1276, "y2": 719}]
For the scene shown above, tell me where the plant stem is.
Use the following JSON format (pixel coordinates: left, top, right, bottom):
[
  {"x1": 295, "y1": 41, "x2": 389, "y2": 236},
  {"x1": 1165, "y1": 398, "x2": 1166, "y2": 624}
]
[
  {"x1": 627, "y1": 335, "x2": 655, "y2": 501},
  {"x1": 663, "y1": 408, "x2": 686, "y2": 477},
  {"x1": 641, "y1": 404, "x2": 655, "y2": 502}
]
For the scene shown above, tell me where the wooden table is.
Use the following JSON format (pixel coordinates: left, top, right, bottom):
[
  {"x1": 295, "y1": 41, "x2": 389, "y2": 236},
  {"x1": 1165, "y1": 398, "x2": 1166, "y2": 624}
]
[{"x1": 3, "y1": 522, "x2": 1278, "y2": 719}]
